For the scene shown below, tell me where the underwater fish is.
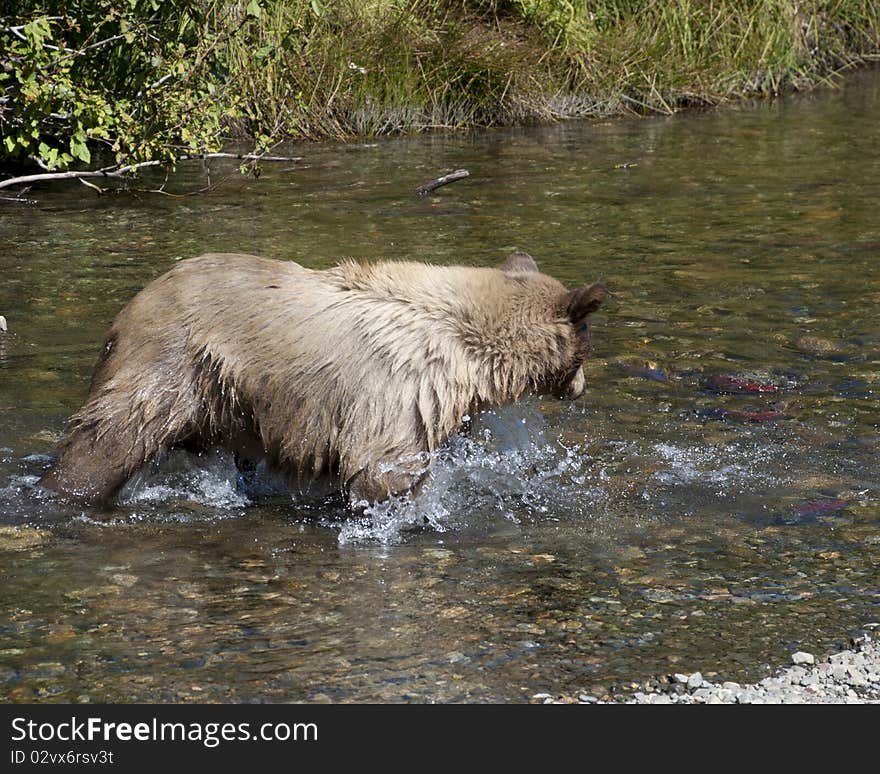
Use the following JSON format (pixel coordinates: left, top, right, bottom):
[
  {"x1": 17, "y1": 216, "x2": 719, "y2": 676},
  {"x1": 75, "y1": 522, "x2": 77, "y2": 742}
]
[
  {"x1": 721, "y1": 409, "x2": 786, "y2": 422},
  {"x1": 703, "y1": 375, "x2": 779, "y2": 394},
  {"x1": 792, "y1": 498, "x2": 849, "y2": 518},
  {"x1": 697, "y1": 408, "x2": 786, "y2": 422},
  {"x1": 617, "y1": 361, "x2": 673, "y2": 383}
]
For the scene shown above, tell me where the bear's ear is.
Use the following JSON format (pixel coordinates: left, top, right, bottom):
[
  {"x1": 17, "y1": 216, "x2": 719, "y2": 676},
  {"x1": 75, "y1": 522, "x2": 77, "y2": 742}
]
[
  {"x1": 501, "y1": 251, "x2": 539, "y2": 274},
  {"x1": 563, "y1": 283, "x2": 608, "y2": 325}
]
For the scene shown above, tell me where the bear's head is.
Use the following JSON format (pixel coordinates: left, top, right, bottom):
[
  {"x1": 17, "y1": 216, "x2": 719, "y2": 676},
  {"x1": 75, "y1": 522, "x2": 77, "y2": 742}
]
[{"x1": 500, "y1": 251, "x2": 608, "y2": 402}]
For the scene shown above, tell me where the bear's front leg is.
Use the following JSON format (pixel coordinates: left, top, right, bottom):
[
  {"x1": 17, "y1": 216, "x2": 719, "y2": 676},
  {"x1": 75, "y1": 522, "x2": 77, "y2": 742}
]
[{"x1": 346, "y1": 456, "x2": 430, "y2": 509}]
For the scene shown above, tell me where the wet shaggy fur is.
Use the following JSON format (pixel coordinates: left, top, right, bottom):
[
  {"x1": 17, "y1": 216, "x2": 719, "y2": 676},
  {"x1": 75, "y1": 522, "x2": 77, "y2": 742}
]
[{"x1": 40, "y1": 252, "x2": 607, "y2": 506}]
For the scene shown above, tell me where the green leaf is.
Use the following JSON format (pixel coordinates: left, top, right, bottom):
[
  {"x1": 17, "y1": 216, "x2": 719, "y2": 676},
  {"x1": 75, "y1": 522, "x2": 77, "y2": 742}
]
[
  {"x1": 70, "y1": 135, "x2": 91, "y2": 164},
  {"x1": 246, "y1": 0, "x2": 261, "y2": 19}
]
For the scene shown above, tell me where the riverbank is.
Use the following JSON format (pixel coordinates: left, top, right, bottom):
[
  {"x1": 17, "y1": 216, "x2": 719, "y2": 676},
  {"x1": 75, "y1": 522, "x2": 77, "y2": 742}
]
[
  {"x1": 536, "y1": 627, "x2": 880, "y2": 704},
  {"x1": 3, "y1": 2, "x2": 880, "y2": 179},
  {"x1": 629, "y1": 630, "x2": 880, "y2": 704}
]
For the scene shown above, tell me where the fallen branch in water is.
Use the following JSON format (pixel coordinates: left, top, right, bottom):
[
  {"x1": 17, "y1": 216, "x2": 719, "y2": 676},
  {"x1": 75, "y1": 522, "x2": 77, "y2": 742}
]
[
  {"x1": 0, "y1": 152, "x2": 305, "y2": 192},
  {"x1": 0, "y1": 194, "x2": 38, "y2": 205},
  {"x1": 416, "y1": 168, "x2": 470, "y2": 196}
]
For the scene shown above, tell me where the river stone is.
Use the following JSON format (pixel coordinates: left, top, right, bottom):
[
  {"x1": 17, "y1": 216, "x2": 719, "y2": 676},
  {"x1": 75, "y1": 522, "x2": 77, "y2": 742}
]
[
  {"x1": 686, "y1": 672, "x2": 703, "y2": 690},
  {"x1": 848, "y1": 671, "x2": 868, "y2": 687},
  {"x1": 794, "y1": 335, "x2": 847, "y2": 357},
  {"x1": 0, "y1": 526, "x2": 48, "y2": 551},
  {"x1": 792, "y1": 651, "x2": 815, "y2": 666},
  {"x1": 624, "y1": 634, "x2": 880, "y2": 704},
  {"x1": 830, "y1": 665, "x2": 850, "y2": 681}
]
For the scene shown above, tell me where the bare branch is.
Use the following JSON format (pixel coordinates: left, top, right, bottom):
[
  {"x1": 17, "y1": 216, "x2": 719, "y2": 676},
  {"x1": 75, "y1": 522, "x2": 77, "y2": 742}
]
[
  {"x1": 2, "y1": 18, "x2": 64, "y2": 34},
  {"x1": 1, "y1": 195, "x2": 38, "y2": 206},
  {"x1": 0, "y1": 152, "x2": 305, "y2": 191},
  {"x1": 78, "y1": 177, "x2": 105, "y2": 193},
  {"x1": 41, "y1": 34, "x2": 128, "y2": 70},
  {"x1": 190, "y1": 152, "x2": 305, "y2": 163},
  {"x1": 5, "y1": 21, "x2": 68, "y2": 52},
  {"x1": 415, "y1": 169, "x2": 470, "y2": 196}
]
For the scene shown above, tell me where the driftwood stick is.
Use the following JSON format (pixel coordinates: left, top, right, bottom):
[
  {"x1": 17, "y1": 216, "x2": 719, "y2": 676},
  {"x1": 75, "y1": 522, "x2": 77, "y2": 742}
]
[
  {"x1": 0, "y1": 194, "x2": 38, "y2": 205},
  {"x1": 416, "y1": 168, "x2": 469, "y2": 196},
  {"x1": 0, "y1": 152, "x2": 305, "y2": 191},
  {"x1": 78, "y1": 177, "x2": 105, "y2": 193}
]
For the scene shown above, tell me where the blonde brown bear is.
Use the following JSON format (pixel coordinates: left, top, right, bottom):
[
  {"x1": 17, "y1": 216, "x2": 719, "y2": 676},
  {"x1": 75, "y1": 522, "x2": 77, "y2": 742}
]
[{"x1": 40, "y1": 251, "x2": 607, "y2": 507}]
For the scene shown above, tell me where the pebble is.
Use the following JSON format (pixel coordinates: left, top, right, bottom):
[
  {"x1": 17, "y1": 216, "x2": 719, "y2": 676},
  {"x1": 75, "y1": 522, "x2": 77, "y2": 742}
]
[
  {"x1": 792, "y1": 651, "x2": 815, "y2": 666},
  {"x1": 686, "y1": 671, "x2": 703, "y2": 690},
  {"x1": 830, "y1": 665, "x2": 849, "y2": 681}
]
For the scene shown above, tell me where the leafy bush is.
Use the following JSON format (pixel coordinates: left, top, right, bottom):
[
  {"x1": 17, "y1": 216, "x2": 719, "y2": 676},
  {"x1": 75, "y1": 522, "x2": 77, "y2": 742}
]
[{"x1": 1, "y1": 1, "x2": 272, "y2": 171}]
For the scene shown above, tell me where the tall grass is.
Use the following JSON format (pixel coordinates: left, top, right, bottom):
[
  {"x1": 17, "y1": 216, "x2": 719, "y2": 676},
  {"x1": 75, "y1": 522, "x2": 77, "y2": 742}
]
[{"x1": 220, "y1": 0, "x2": 880, "y2": 140}]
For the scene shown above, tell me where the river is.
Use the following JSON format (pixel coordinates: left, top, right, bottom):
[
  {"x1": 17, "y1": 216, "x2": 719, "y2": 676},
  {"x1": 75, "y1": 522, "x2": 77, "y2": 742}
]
[{"x1": 0, "y1": 69, "x2": 878, "y2": 702}]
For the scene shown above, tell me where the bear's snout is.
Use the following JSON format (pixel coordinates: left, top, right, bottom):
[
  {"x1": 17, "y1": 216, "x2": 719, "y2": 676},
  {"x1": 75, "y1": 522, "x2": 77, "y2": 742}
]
[{"x1": 557, "y1": 367, "x2": 586, "y2": 401}]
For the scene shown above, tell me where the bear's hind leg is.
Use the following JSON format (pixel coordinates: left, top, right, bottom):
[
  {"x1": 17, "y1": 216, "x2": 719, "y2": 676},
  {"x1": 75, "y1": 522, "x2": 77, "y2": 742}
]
[{"x1": 40, "y1": 372, "x2": 202, "y2": 504}]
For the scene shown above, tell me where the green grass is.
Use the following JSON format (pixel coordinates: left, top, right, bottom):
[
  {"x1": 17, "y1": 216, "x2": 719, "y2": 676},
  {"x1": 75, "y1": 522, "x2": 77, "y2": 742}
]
[{"x1": 226, "y1": 0, "x2": 880, "y2": 140}]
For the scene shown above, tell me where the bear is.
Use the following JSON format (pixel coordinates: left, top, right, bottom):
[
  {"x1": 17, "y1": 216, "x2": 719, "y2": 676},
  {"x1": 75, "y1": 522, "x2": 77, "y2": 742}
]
[{"x1": 39, "y1": 251, "x2": 607, "y2": 508}]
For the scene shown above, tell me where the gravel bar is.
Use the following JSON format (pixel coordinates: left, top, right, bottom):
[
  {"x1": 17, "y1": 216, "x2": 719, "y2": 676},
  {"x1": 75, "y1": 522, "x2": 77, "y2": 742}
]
[{"x1": 537, "y1": 627, "x2": 880, "y2": 704}]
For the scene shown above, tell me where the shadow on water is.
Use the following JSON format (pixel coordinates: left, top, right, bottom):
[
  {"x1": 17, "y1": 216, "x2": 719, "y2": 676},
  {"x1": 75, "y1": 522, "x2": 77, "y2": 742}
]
[{"x1": 0, "y1": 71, "x2": 879, "y2": 702}]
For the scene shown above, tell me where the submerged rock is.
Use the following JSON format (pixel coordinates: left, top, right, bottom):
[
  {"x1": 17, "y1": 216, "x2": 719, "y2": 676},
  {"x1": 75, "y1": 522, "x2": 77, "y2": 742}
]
[
  {"x1": 794, "y1": 336, "x2": 851, "y2": 358},
  {"x1": 0, "y1": 525, "x2": 49, "y2": 552}
]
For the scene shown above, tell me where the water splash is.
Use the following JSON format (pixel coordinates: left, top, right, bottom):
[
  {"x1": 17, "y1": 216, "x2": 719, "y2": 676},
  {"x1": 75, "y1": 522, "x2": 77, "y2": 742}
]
[
  {"x1": 118, "y1": 448, "x2": 250, "y2": 509},
  {"x1": 336, "y1": 404, "x2": 606, "y2": 545},
  {"x1": 651, "y1": 441, "x2": 782, "y2": 488},
  {"x1": 0, "y1": 403, "x2": 799, "y2": 541}
]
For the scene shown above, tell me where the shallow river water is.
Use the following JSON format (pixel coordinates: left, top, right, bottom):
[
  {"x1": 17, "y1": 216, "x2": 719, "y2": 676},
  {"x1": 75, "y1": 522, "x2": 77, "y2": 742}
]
[{"x1": 1, "y1": 70, "x2": 878, "y2": 703}]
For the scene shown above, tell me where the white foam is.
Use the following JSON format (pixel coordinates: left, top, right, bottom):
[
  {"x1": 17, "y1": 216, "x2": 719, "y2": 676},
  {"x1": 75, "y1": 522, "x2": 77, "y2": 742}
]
[
  {"x1": 651, "y1": 441, "x2": 783, "y2": 490},
  {"x1": 118, "y1": 449, "x2": 250, "y2": 509}
]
